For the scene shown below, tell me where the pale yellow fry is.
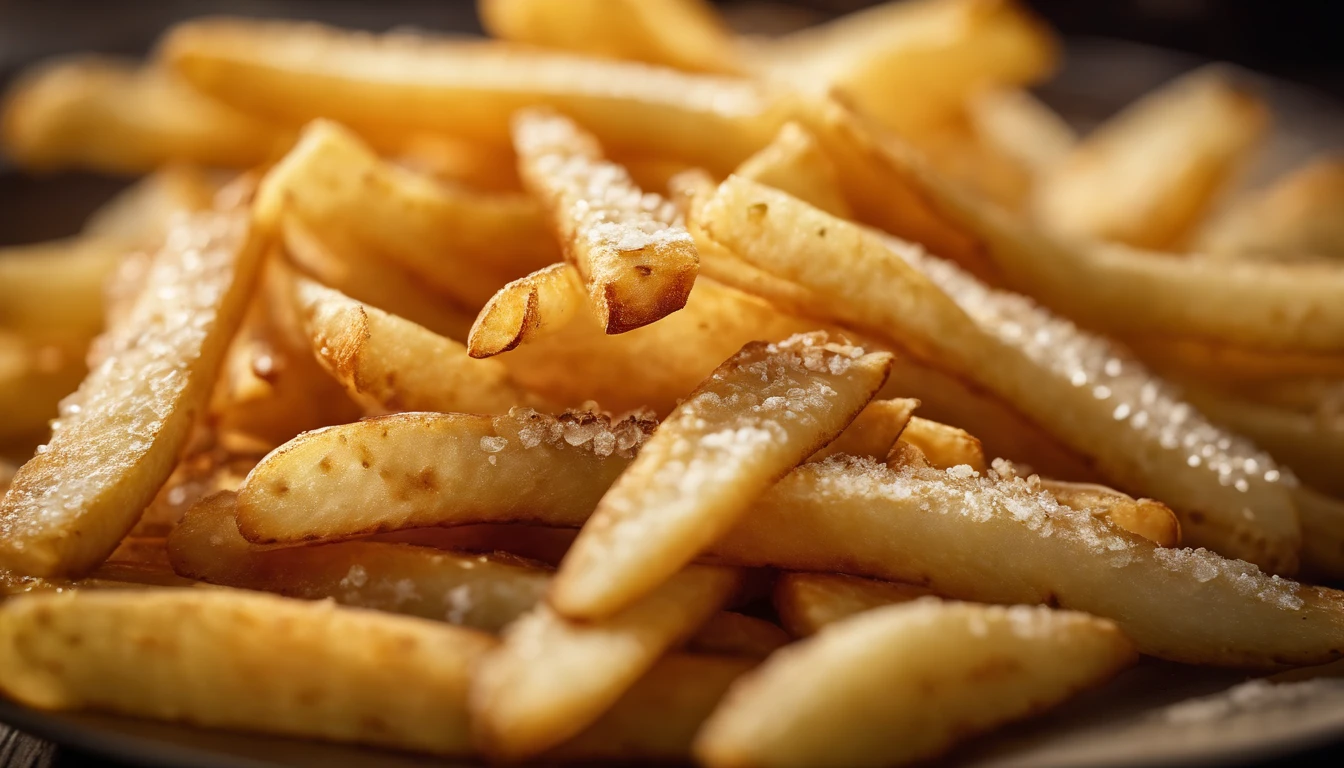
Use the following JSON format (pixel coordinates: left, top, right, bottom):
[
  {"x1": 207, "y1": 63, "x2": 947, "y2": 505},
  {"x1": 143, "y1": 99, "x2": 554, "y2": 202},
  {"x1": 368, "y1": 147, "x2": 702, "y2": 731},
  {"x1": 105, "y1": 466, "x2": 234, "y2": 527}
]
[
  {"x1": 0, "y1": 590, "x2": 493, "y2": 755},
  {"x1": 1199, "y1": 154, "x2": 1344, "y2": 261},
  {"x1": 468, "y1": 262, "x2": 587, "y2": 358},
  {"x1": 0, "y1": 57, "x2": 287, "y2": 174},
  {"x1": 1294, "y1": 486, "x2": 1344, "y2": 582},
  {"x1": 734, "y1": 122, "x2": 852, "y2": 218},
  {"x1": 470, "y1": 565, "x2": 740, "y2": 760},
  {"x1": 808, "y1": 398, "x2": 919, "y2": 461},
  {"x1": 695, "y1": 599, "x2": 1135, "y2": 768},
  {"x1": 0, "y1": 238, "x2": 124, "y2": 338},
  {"x1": 161, "y1": 18, "x2": 785, "y2": 174},
  {"x1": 694, "y1": 175, "x2": 1299, "y2": 573},
  {"x1": 774, "y1": 572, "x2": 933, "y2": 637},
  {"x1": 552, "y1": 332, "x2": 892, "y2": 619},
  {"x1": 686, "y1": 612, "x2": 791, "y2": 658},
  {"x1": 254, "y1": 119, "x2": 556, "y2": 310},
  {"x1": 968, "y1": 87, "x2": 1077, "y2": 178},
  {"x1": 0, "y1": 334, "x2": 87, "y2": 443},
  {"x1": 0, "y1": 211, "x2": 263, "y2": 577},
  {"x1": 1036, "y1": 66, "x2": 1267, "y2": 250},
  {"x1": 1039, "y1": 479, "x2": 1182, "y2": 549},
  {"x1": 513, "y1": 109, "x2": 699, "y2": 333},
  {"x1": 480, "y1": 0, "x2": 741, "y2": 74},
  {"x1": 897, "y1": 415, "x2": 987, "y2": 473},
  {"x1": 292, "y1": 274, "x2": 525, "y2": 415},
  {"x1": 235, "y1": 409, "x2": 655, "y2": 544}
]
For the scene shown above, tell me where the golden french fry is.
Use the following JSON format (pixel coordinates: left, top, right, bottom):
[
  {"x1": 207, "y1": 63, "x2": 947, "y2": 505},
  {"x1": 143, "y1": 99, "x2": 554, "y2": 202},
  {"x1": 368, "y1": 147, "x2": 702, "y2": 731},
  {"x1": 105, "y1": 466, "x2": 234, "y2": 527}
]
[
  {"x1": 1039, "y1": 479, "x2": 1182, "y2": 549},
  {"x1": 0, "y1": 57, "x2": 289, "y2": 174},
  {"x1": 0, "y1": 238, "x2": 125, "y2": 339},
  {"x1": 470, "y1": 565, "x2": 740, "y2": 760},
  {"x1": 1126, "y1": 335, "x2": 1344, "y2": 384},
  {"x1": 896, "y1": 416, "x2": 987, "y2": 472},
  {"x1": 774, "y1": 572, "x2": 933, "y2": 637},
  {"x1": 1199, "y1": 155, "x2": 1344, "y2": 261},
  {"x1": 735, "y1": 122, "x2": 852, "y2": 219},
  {"x1": 886, "y1": 439, "x2": 933, "y2": 469},
  {"x1": 968, "y1": 87, "x2": 1076, "y2": 178},
  {"x1": 808, "y1": 398, "x2": 919, "y2": 461},
  {"x1": 235, "y1": 409, "x2": 655, "y2": 544},
  {"x1": 695, "y1": 599, "x2": 1135, "y2": 768},
  {"x1": 480, "y1": 0, "x2": 741, "y2": 74},
  {"x1": 293, "y1": 273, "x2": 527, "y2": 415},
  {"x1": 468, "y1": 262, "x2": 587, "y2": 358},
  {"x1": 389, "y1": 132, "x2": 522, "y2": 192},
  {"x1": 905, "y1": 110, "x2": 1033, "y2": 213},
  {"x1": 162, "y1": 18, "x2": 786, "y2": 174},
  {"x1": 0, "y1": 211, "x2": 264, "y2": 577},
  {"x1": 693, "y1": 174, "x2": 1300, "y2": 573},
  {"x1": 1036, "y1": 67, "x2": 1267, "y2": 250},
  {"x1": 686, "y1": 612, "x2": 791, "y2": 658},
  {"x1": 552, "y1": 332, "x2": 891, "y2": 619},
  {"x1": 0, "y1": 589, "x2": 493, "y2": 755},
  {"x1": 0, "y1": 334, "x2": 87, "y2": 444}
]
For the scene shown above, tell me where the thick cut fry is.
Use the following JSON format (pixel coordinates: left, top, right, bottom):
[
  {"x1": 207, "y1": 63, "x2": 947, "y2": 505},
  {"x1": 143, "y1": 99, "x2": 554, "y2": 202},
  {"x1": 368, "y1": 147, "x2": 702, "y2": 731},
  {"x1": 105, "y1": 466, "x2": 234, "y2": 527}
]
[
  {"x1": 481, "y1": 0, "x2": 740, "y2": 74},
  {"x1": 695, "y1": 599, "x2": 1135, "y2": 768},
  {"x1": 552, "y1": 332, "x2": 892, "y2": 619},
  {"x1": 907, "y1": 110, "x2": 1033, "y2": 213},
  {"x1": 513, "y1": 109, "x2": 699, "y2": 333},
  {"x1": 735, "y1": 122, "x2": 852, "y2": 219},
  {"x1": 1199, "y1": 155, "x2": 1344, "y2": 261},
  {"x1": 1, "y1": 57, "x2": 287, "y2": 174},
  {"x1": 0, "y1": 211, "x2": 263, "y2": 577},
  {"x1": 687, "y1": 612, "x2": 791, "y2": 658},
  {"x1": 162, "y1": 18, "x2": 785, "y2": 174},
  {"x1": 235, "y1": 409, "x2": 655, "y2": 544},
  {"x1": 1036, "y1": 67, "x2": 1267, "y2": 250},
  {"x1": 897, "y1": 416, "x2": 987, "y2": 472},
  {"x1": 254, "y1": 119, "x2": 556, "y2": 310},
  {"x1": 774, "y1": 572, "x2": 933, "y2": 637},
  {"x1": 293, "y1": 275, "x2": 526, "y2": 415},
  {"x1": 694, "y1": 175, "x2": 1300, "y2": 573},
  {"x1": 968, "y1": 88, "x2": 1076, "y2": 178},
  {"x1": 1039, "y1": 479, "x2": 1182, "y2": 549},
  {"x1": 468, "y1": 262, "x2": 587, "y2": 358},
  {"x1": 0, "y1": 590, "x2": 493, "y2": 755},
  {"x1": 808, "y1": 398, "x2": 919, "y2": 461},
  {"x1": 0, "y1": 238, "x2": 125, "y2": 339},
  {"x1": 471, "y1": 565, "x2": 740, "y2": 760},
  {"x1": 0, "y1": 334, "x2": 86, "y2": 443}
]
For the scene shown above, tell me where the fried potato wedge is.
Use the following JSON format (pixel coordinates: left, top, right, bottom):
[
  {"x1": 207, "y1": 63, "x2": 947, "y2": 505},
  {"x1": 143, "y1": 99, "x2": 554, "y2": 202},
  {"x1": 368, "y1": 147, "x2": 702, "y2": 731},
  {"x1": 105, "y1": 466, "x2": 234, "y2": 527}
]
[
  {"x1": 1199, "y1": 154, "x2": 1344, "y2": 261},
  {"x1": 480, "y1": 0, "x2": 740, "y2": 74},
  {"x1": 0, "y1": 57, "x2": 287, "y2": 174},
  {"x1": 693, "y1": 175, "x2": 1300, "y2": 572},
  {"x1": 735, "y1": 122, "x2": 851, "y2": 219},
  {"x1": 552, "y1": 332, "x2": 891, "y2": 619},
  {"x1": 1040, "y1": 479, "x2": 1182, "y2": 549},
  {"x1": 468, "y1": 262, "x2": 587, "y2": 358},
  {"x1": 695, "y1": 599, "x2": 1135, "y2": 768},
  {"x1": 293, "y1": 274, "x2": 526, "y2": 415},
  {"x1": 0, "y1": 334, "x2": 87, "y2": 443},
  {"x1": 808, "y1": 398, "x2": 919, "y2": 461},
  {"x1": 0, "y1": 238, "x2": 125, "y2": 339},
  {"x1": 897, "y1": 416, "x2": 987, "y2": 473},
  {"x1": 968, "y1": 87, "x2": 1076, "y2": 178},
  {"x1": 162, "y1": 18, "x2": 786, "y2": 174},
  {"x1": 254, "y1": 119, "x2": 556, "y2": 309},
  {"x1": 687, "y1": 612, "x2": 791, "y2": 658},
  {"x1": 1036, "y1": 66, "x2": 1267, "y2": 250},
  {"x1": 774, "y1": 572, "x2": 933, "y2": 637},
  {"x1": 235, "y1": 409, "x2": 655, "y2": 544},
  {"x1": 0, "y1": 589, "x2": 493, "y2": 755},
  {"x1": 471, "y1": 565, "x2": 740, "y2": 759},
  {"x1": 0, "y1": 211, "x2": 264, "y2": 577}
]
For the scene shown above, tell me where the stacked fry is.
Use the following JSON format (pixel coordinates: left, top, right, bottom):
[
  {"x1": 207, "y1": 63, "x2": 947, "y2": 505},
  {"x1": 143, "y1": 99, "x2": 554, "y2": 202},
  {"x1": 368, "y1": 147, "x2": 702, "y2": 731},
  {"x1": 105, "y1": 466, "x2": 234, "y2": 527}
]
[{"x1": 2, "y1": 1, "x2": 1344, "y2": 766}]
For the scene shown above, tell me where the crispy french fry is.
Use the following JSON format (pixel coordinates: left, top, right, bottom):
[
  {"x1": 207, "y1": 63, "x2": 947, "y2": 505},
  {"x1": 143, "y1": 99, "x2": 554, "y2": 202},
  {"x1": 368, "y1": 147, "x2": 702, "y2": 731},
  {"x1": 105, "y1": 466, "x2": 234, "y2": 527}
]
[
  {"x1": 695, "y1": 599, "x2": 1135, "y2": 768},
  {"x1": 552, "y1": 332, "x2": 891, "y2": 619},
  {"x1": 774, "y1": 572, "x2": 933, "y2": 637},
  {"x1": 1039, "y1": 479, "x2": 1182, "y2": 549},
  {"x1": 0, "y1": 211, "x2": 264, "y2": 577},
  {"x1": 235, "y1": 409, "x2": 655, "y2": 544},
  {"x1": 686, "y1": 612, "x2": 791, "y2": 658},
  {"x1": 468, "y1": 263, "x2": 587, "y2": 358},
  {"x1": 693, "y1": 174, "x2": 1300, "y2": 572},
  {"x1": 0, "y1": 57, "x2": 289, "y2": 174},
  {"x1": 293, "y1": 274, "x2": 526, "y2": 415},
  {"x1": 1036, "y1": 67, "x2": 1267, "y2": 250},
  {"x1": 735, "y1": 122, "x2": 852, "y2": 219},
  {"x1": 0, "y1": 590, "x2": 493, "y2": 755},
  {"x1": 968, "y1": 87, "x2": 1076, "y2": 178},
  {"x1": 0, "y1": 238, "x2": 125, "y2": 339},
  {"x1": 808, "y1": 398, "x2": 919, "y2": 461},
  {"x1": 897, "y1": 416, "x2": 987, "y2": 472},
  {"x1": 1199, "y1": 155, "x2": 1344, "y2": 261},
  {"x1": 471, "y1": 565, "x2": 740, "y2": 759},
  {"x1": 0, "y1": 334, "x2": 87, "y2": 444}
]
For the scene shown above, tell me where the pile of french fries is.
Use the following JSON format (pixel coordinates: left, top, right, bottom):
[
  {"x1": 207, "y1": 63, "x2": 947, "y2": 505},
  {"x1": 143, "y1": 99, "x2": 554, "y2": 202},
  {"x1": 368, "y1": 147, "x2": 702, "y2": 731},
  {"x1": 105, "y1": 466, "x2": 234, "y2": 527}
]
[{"x1": 2, "y1": 0, "x2": 1344, "y2": 765}]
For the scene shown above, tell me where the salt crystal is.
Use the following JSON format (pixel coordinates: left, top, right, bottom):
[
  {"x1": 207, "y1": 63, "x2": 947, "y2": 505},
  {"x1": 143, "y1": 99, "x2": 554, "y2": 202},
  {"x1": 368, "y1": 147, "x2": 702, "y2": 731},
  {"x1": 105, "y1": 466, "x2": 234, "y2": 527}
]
[
  {"x1": 479, "y1": 436, "x2": 508, "y2": 453},
  {"x1": 340, "y1": 565, "x2": 368, "y2": 589},
  {"x1": 1163, "y1": 679, "x2": 1344, "y2": 724}
]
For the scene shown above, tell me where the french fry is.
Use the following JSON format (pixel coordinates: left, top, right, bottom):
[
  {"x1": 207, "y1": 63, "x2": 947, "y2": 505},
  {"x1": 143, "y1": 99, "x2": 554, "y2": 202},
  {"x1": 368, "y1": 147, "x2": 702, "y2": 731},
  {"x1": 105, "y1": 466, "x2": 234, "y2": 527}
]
[
  {"x1": 968, "y1": 87, "x2": 1076, "y2": 178},
  {"x1": 82, "y1": 164, "x2": 221, "y2": 245},
  {"x1": 692, "y1": 175, "x2": 1300, "y2": 573},
  {"x1": 389, "y1": 132, "x2": 522, "y2": 192},
  {"x1": 374, "y1": 525, "x2": 578, "y2": 566},
  {"x1": 686, "y1": 612, "x2": 791, "y2": 658},
  {"x1": 896, "y1": 416, "x2": 987, "y2": 472},
  {"x1": 551, "y1": 332, "x2": 891, "y2": 619},
  {"x1": 468, "y1": 263, "x2": 587, "y2": 358},
  {"x1": 808, "y1": 398, "x2": 919, "y2": 461},
  {"x1": 1039, "y1": 479, "x2": 1182, "y2": 549},
  {"x1": 1199, "y1": 155, "x2": 1344, "y2": 261},
  {"x1": 293, "y1": 274, "x2": 527, "y2": 415},
  {"x1": 0, "y1": 238, "x2": 125, "y2": 339},
  {"x1": 470, "y1": 565, "x2": 740, "y2": 759},
  {"x1": 735, "y1": 122, "x2": 852, "y2": 219},
  {"x1": 1036, "y1": 67, "x2": 1268, "y2": 250},
  {"x1": 0, "y1": 590, "x2": 493, "y2": 755},
  {"x1": 1127, "y1": 336, "x2": 1344, "y2": 384},
  {"x1": 0, "y1": 334, "x2": 87, "y2": 443},
  {"x1": 886, "y1": 439, "x2": 932, "y2": 469},
  {"x1": 0, "y1": 210, "x2": 264, "y2": 577},
  {"x1": 774, "y1": 572, "x2": 933, "y2": 637},
  {"x1": 695, "y1": 599, "x2": 1135, "y2": 768},
  {"x1": 906, "y1": 110, "x2": 1033, "y2": 213},
  {"x1": 235, "y1": 409, "x2": 655, "y2": 544},
  {"x1": 480, "y1": 0, "x2": 741, "y2": 75},
  {"x1": 161, "y1": 18, "x2": 786, "y2": 174}
]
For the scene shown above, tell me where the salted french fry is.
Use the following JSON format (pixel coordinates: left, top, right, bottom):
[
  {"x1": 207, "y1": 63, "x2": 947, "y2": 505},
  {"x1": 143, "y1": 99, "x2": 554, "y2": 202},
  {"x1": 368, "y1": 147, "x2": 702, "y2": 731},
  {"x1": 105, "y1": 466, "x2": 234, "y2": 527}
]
[
  {"x1": 552, "y1": 332, "x2": 892, "y2": 619},
  {"x1": 468, "y1": 263, "x2": 587, "y2": 358},
  {"x1": 0, "y1": 211, "x2": 264, "y2": 577},
  {"x1": 254, "y1": 119, "x2": 556, "y2": 310},
  {"x1": 808, "y1": 398, "x2": 919, "y2": 461},
  {"x1": 886, "y1": 440, "x2": 932, "y2": 469},
  {"x1": 235, "y1": 409, "x2": 655, "y2": 544},
  {"x1": 162, "y1": 18, "x2": 786, "y2": 174},
  {"x1": 0, "y1": 238, "x2": 125, "y2": 339},
  {"x1": 481, "y1": 0, "x2": 740, "y2": 74},
  {"x1": 471, "y1": 565, "x2": 740, "y2": 760},
  {"x1": 774, "y1": 572, "x2": 933, "y2": 637},
  {"x1": 693, "y1": 174, "x2": 1300, "y2": 573},
  {"x1": 0, "y1": 57, "x2": 289, "y2": 174},
  {"x1": 1036, "y1": 67, "x2": 1267, "y2": 250},
  {"x1": 897, "y1": 416, "x2": 987, "y2": 472},
  {"x1": 0, "y1": 590, "x2": 493, "y2": 755},
  {"x1": 735, "y1": 122, "x2": 852, "y2": 219},
  {"x1": 686, "y1": 612, "x2": 791, "y2": 658},
  {"x1": 1039, "y1": 479, "x2": 1181, "y2": 549},
  {"x1": 968, "y1": 88, "x2": 1076, "y2": 178},
  {"x1": 1199, "y1": 155, "x2": 1344, "y2": 261},
  {"x1": 293, "y1": 274, "x2": 526, "y2": 415},
  {"x1": 695, "y1": 599, "x2": 1135, "y2": 768},
  {"x1": 0, "y1": 334, "x2": 87, "y2": 443}
]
